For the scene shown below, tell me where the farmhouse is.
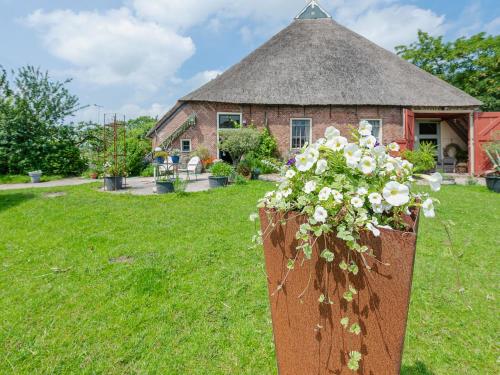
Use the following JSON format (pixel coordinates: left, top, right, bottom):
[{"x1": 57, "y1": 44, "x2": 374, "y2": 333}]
[{"x1": 147, "y1": 1, "x2": 497, "y2": 175}]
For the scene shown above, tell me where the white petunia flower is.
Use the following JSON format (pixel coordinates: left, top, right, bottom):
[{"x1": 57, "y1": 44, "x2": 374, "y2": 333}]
[
  {"x1": 304, "y1": 180, "x2": 317, "y2": 194},
  {"x1": 325, "y1": 126, "x2": 341, "y2": 139},
  {"x1": 422, "y1": 172, "x2": 443, "y2": 192},
  {"x1": 382, "y1": 181, "x2": 410, "y2": 206},
  {"x1": 368, "y1": 192, "x2": 382, "y2": 205},
  {"x1": 373, "y1": 145, "x2": 386, "y2": 157},
  {"x1": 282, "y1": 188, "x2": 292, "y2": 198},
  {"x1": 332, "y1": 190, "x2": 343, "y2": 203},
  {"x1": 314, "y1": 206, "x2": 328, "y2": 223},
  {"x1": 318, "y1": 187, "x2": 332, "y2": 201},
  {"x1": 285, "y1": 169, "x2": 296, "y2": 179},
  {"x1": 422, "y1": 198, "x2": 435, "y2": 218},
  {"x1": 388, "y1": 142, "x2": 400, "y2": 152},
  {"x1": 359, "y1": 120, "x2": 373, "y2": 136},
  {"x1": 306, "y1": 147, "x2": 319, "y2": 162},
  {"x1": 295, "y1": 153, "x2": 314, "y2": 172},
  {"x1": 351, "y1": 196, "x2": 364, "y2": 208},
  {"x1": 357, "y1": 187, "x2": 368, "y2": 196},
  {"x1": 360, "y1": 135, "x2": 377, "y2": 149},
  {"x1": 325, "y1": 136, "x2": 348, "y2": 151},
  {"x1": 315, "y1": 159, "x2": 328, "y2": 175},
  {"x1": 359, "y1": 156, "x2": 376, "y2": 175},
  {"x1": 383, "y1": 162, "x2": 395, "y2": 172},
  {"x1": 344, "y1": 144, "x2": 362, "y2": 164},
  {"x1": 372, "y1": 203, "x2": 384, "y2": 213},
  {"x1": 366, "y1": 222, "x2": 380, "y2": 237}
]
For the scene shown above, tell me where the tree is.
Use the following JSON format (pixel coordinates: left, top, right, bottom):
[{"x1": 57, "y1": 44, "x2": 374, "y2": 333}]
[
  {"x1": 125, "y1": 116, "x2": 156, "y2": 176},
  {"x1": 396, "y1": 31, "x2": 500, "y2": 111},
  {"x1": 0, "y1": 65, "x2": 84, "y2": 175},
  {"x1": 219, "y1": 128, "x2": 261, "y2": 166}
]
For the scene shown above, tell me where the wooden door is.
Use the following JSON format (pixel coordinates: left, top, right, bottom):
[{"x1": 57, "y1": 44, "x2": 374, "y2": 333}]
[{"x1": 474, "y1": 112, "x2": 500, "y2": 175}]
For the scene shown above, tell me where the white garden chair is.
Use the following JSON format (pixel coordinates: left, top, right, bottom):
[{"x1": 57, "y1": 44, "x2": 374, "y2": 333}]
[{"x1": 178, "y1": 156, "x2": 200, "y2": 181}]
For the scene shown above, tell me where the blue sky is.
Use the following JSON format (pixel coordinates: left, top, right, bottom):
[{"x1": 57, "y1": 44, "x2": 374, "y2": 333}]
[{"x1": 1, "y1": 0, "x2": 498, "y2": 123}]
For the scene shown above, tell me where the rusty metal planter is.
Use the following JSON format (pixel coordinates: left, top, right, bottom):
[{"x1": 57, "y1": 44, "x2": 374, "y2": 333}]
[{"x1": 259, "y1": 208, "x2": 420, "y2": 375}]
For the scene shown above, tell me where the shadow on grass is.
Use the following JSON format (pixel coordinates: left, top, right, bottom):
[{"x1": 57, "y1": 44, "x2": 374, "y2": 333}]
[
  {"x1": 401, "y1": 361, "x2": 435, "y2": 375},
  {"x1": 0, "y1": 192, "x2": 35, "y2": 213}
]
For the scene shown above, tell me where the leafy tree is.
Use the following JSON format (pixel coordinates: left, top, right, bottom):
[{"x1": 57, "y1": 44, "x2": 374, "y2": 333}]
[
  {"x1": 396, "y1": 31, "x2": 500, "y2": 111},
  {"x1": 125, "y1": 116, "x2": 155, "y2": 176},
  {"x1": 0, "y1": 66, "x2": 84, "y2": 175},
  {"x1": 219, "y1": 128, "x2": 261, "y2": 166}
]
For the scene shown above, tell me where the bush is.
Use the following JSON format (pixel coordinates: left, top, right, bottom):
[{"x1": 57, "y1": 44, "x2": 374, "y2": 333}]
[
  {"x1": 210, "y1": 161, "x2": 234, "y2": 177},
  {"x1": 219, "y1": 128, "x2": 261, "y2": 166},
  {"x1": 402, "y1": 142, "x2": 437, "y2": 173},
  {"x1": 140, "y1": 164, "x2": 155, "y2": 177},
  {"x1": 256, "y1": 128, "x2": 278, "y2": 158}
]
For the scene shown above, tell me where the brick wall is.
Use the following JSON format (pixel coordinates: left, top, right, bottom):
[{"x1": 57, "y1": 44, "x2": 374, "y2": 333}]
[{"x1": 153, "y1": 102, "x2": 405, "y2": 158}]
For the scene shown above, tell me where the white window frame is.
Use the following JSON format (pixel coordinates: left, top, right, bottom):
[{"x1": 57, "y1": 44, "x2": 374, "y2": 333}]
[
  {"x1": 290, "y1": 118, "x2": 313, "y2": 150},
  {"x1": 217, "y1": 112, "x2": 242, "y2": 158},
  {"x1": 180, "y1": 139, "x2": 191, "y2": 153},
  {"x1": 360, "y1": 119, "x2": 383, "y2": 143}
]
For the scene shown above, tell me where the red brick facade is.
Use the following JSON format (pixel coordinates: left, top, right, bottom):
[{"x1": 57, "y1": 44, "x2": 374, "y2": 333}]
[{"x1": 151, "y1": 102, "x2": 405, "y2": 158}]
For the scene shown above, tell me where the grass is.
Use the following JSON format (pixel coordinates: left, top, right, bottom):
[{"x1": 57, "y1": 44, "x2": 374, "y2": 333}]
[
  {"x1": 0, "y1": 174, "x2": 65, "y2": 184},
  {"x1": 0, "y1": 182, "x2": 498, "y2": 374}
]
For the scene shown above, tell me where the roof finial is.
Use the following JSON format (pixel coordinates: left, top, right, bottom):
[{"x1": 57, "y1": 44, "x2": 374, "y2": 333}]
[{"x1": 296, "y1": 0, "x2": 331, "y2": 20}]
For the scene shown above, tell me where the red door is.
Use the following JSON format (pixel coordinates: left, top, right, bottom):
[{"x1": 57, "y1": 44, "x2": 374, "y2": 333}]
[
  {"x1": 474, "y1": 112, "x2": 500, "y2": 175},
  {"x1": 403, "y1": 109, "x2": 415, "y2": 150}
]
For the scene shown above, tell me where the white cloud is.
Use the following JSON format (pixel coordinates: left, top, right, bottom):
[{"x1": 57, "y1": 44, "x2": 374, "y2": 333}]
[
  {"x1": 185, "y1": 70, "x2": 222, "y2": 89},
  {"x1": 24, "y1": 7, "x2": 195, "y2": 89}
]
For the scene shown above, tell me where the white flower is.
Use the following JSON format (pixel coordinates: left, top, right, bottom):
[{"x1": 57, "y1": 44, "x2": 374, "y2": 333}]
[
  {"x1": 275, "y1": 192, "x2": 283, "y2": 201},
  {"x1": 285, "y1": 169, "x2": 296, "y2": 179},
  {"x1": 383, "y1": 162, "x2": 395, "y2": 172},
  {"x1": 344, "y1": 144, "x2": 362, "y2": 164},
  {"x1": 325, "y1": 136, "x2": 348, "y2": 151},
  {"x1": 316, "y1": 138, "x2": 326, "y2": 145},
  {"x1": 314, "y1": 206, "x2": 328, "y2": 223},
  {"x1": 368, "y1": 192, "x2": 382, "y2": 205},
  {"x1": 295, "y1": 153, "x2": 314, "y2": 172},
  {"x1": 383, "y1": 181, "x2": 410, "y2": 207},
  {"x1": 366, "y1": 222, "x2": 381, "y2": 237},
  {"x1": 359, "y1": 120, "x2": 373, "y2": 136},
  {"x1": 282, "y1": 188, "x2": 292, "y2": 198},
  {"x1": 332, "y1": 190, "x2": 343, "y2": 203},
  {"x1": 325, "y1": 126, "x2": 340, "y2": 139},
  {"x1": 373, "y1": 145, "x2": 386, "y2": 158},
  {"x1": 318, "y1": 187, "x2": 332, "y2": 201},
  {"x1": 401, "y1": 160, "x2": 413, "y2": 171},
  {"x1": 315, "y1": 159, "x2": 328, "y2": 175},
  {"x1": 422, "y1": 198, "x2": 435, "y2": 218},
  {"x1": 388, "y1": 142, "x2": 400, "y2": 152},
  {"x1": 360, "y1": 135, "x2": 377, "y2": 149},
  {"x1": 304, "y1": 180, "x2": 317, "y2": 194},
  {"x1": 357, "y1": 187, "x2": 368, "y2": 196},
  {"x1": 359, "y1": 156, "x2": 376, "y2": 175},
  {"x1": 306, "y1": 147, "x2": 319, "y2": 162},
  {"x1": 423, "y1": 172, "x2": 443, "y2": 192},
  {"x1": 351, "y1": 196, "x2": 364, "y2": 208},
  {"x1": 372, "y1": 203, "x2": 384, "y2": 213},
  {"x1": 249, "y1": 213, "x2": 259, "y2": 222}
]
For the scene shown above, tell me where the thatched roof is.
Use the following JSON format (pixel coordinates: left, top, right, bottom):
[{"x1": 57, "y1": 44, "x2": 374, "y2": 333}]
[{"x1": 181, "y1": 18, "x2": 481, "y2": 108}]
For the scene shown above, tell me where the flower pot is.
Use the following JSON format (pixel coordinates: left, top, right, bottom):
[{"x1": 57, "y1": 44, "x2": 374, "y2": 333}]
[
  {"x1": 156, "y1": 180, "x2": 174, "y2": 194},
  {"x1": 104, "y1": 176, "x2": 123, "y2": 191},
  {"x1": 89, "y1": 172, "x2": 98, "y2": 180},
  {"x1": 171, "y1": 155, "x2": 180, "y2": 164},
  {"x1": 251, "y1": 171, "x2": 261, "y2": 180},
  {"x1": 155, "y1": 157, "x2": 165, "y2": 164},
  {"x1": 259, "y1": 208, "x2": 420, "y2": 375},
  {"x1": 28, "y1": 172, "x2": 42, "y2": 183},
  {"x1": 208, "y1": 176, "x2": 228, "y2": 188},
  {"x1": 485, "y1": 174, "x2": 500, "y2": 193}
]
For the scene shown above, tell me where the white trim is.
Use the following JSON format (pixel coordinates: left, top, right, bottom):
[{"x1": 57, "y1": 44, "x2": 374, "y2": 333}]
[
  {"x1": 290, "y1": 118, "x2": 313, "y2": 150},
  {"x1": 216, "y1": 112, "x2": 242, "y2": 158},
  {"x1": 295, "y1": 1, "x2": 332, "y2": 19},
  {"x1": 360, "y1": 119, "x2": 383, "y2": 143},
  {"x1": 180, "y1": 139, "x2": 191, "y2": 153}
]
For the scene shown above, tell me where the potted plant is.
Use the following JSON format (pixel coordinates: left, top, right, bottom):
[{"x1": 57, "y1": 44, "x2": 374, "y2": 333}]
[
  {"x1": 154, "y1": 150, "x2": 168, "y2": 164},
  {"x1": 155, "y1": 175, "x2": 175, "y2": 194},
  {"x1": 483, "y1": 140, "x2": 500, "y2": 193},
  {"x1": 28, "y1": 170, "x2": 42, "y2": 183},
  {"x1": 251, "y1": 123, "x2": 442, "y2": 374},
  {"x1": 208, "y1": 161, "x2": 233, "y2": 188},
  {"x1": 103, "y1": 162, "x2": 125, "y2": 191},
  {"x1": 170, "y1": 148, "x2": 181, "y2": 164},
  {"x1": 251, "y1": 167, "x2": 261, "y2": 180},
  {"x1": 237, "y1": 159, "x2": 252, "y2": 179}
]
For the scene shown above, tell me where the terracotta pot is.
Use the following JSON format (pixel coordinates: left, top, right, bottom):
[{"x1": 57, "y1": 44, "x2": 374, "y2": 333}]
[{"x1": 259, "y1": 208, "x2": 420, "y2": 375}]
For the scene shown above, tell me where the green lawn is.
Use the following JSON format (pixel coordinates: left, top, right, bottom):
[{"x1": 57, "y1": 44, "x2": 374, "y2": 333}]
[
  {"x1": 0, "y1": 182, "x2": 498, "y2": 374},
  {"x1": 0, "y1": 175, "x2": 65, "y2": 184}
]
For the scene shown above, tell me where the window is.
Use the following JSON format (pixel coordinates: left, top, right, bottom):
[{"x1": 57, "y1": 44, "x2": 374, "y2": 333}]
[
  {"x1": 181, "y1": 139, "x2": 191, "y2": 153},
  {"x1": 360, "y1": 119, "x2": 382, "y2": 142},
  {"x1": 291, "y1": 119, "x2": 312, "y2": 149},
  {"x1": 218, "y1": 113, "x2": 241, "y2": 129}
]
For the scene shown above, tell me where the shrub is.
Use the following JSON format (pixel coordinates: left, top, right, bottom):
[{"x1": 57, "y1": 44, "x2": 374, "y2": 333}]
[
  {"x1": 402, "y1": 142, "x2": 437, "y2": 173},
  {"x1": 219, "y1": 128, "x2": 261, "y2": 166},
  {"x1": 236, "y1": 159, "x2": 252, "y2": 177},
  {"x1": 256, "y1": 128, "x2": 278, "y2": 158},
  {"x1": 140, "y1": 164, "x2": 155, "y2": 177},
  {"x1": 210, "y1": 161, "x2": 234, "y2": 177}
]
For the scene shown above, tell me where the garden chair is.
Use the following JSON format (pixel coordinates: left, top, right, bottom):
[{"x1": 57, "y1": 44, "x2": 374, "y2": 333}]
[
  {"x1": 440, "y1": 157, "x2": 457, "y2": 173},
  {"x1": 178, "y1": 156, "x2": 200, "y2": 181}
]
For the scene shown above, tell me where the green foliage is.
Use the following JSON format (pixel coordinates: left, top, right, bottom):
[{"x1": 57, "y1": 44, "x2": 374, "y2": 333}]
[
  {"x1": 0, "y1": 66, "x2": 85, "y2": 175},
  {"x1": 396, "y1": 31, "x2": 500, "y2": 111},
  {"x1": 234, "y1": 174, "x2": 248, "y2": 185},
  {"x1": 244, "y1": 128, "x2": 280, "y2": 174},
  {"x1": 402, "y1": 142, "x2": 437, "y2": 173},
  {"x1": 219, "y1": 128, "x2": 261, "y2": 166},
  {"x1": 210, "y1": 161, "x2": 234, "y2": 177},
  {"x1": 173, "y1": 177, "x2": 189, "y2": 196},
  {"x1": 236, "y1": 159, "x2": 252, "y2": 177},
  {"x1": 483, "y1": 132, "x2": 500, "y2": 172},
  {"x1": 126, "y1": 116, "x2": 156, "y2": 176},
  {"x1": 256, "y1": 128, "x2": 278, "y2": 158},
  {"x1": 140, "y1": 164, "x2": 155, "y2": 177}
]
